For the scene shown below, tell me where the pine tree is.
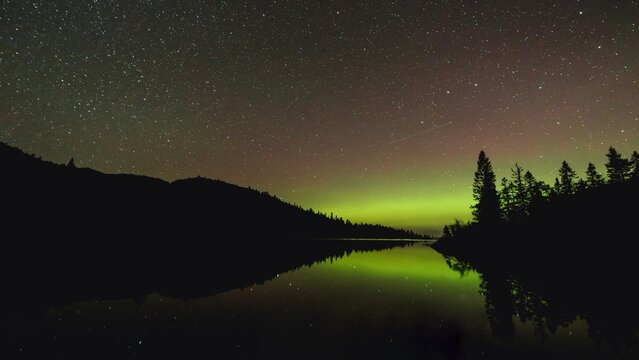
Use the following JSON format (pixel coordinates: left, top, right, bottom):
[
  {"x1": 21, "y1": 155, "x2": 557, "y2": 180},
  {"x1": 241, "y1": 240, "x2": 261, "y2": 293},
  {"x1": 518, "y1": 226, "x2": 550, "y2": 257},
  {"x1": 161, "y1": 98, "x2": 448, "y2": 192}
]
[
  {"x1": 630, "y1": 151, "x2": 639, "y2": 179},
  {"x1": 471, "y1": 151, "x2": 501, "y2": 225},
  {"x1": 67, "y1": 157, "x2": 76, "y2": 168},
  {"x1": 524, "y1": 170, "x2": 546, "y2": 213},
  {"x1": 557, "y1": 161, "x2": 577, "y2": 195},
  {"x1": 499, "y1": 177, "x2": 515, "y2": 222},
  {"x1": 585, "y1": 162, "x2": 604, "y2": 188},
  {"x1": 576, "y1": 179, "x2": 588, "y2": 192},
  {"x1": 510, "y1": 164, "x2": 528, "y2": 220},
  {"x1": 552, "y1": 177, "x2": 561, "y2": 197},
  {"x1": 442, "y1": 225, "x2": 452, "y2": 239},
  {"x1": 605, "y1": 147, "x2": 630, "y2": 183}
]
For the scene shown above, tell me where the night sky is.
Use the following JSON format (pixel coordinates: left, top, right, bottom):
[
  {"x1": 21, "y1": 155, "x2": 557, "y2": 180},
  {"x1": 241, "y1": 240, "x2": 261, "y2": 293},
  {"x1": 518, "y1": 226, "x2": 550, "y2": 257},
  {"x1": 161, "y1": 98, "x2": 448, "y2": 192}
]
[{"x1": 1, "y1": 1, "x2": 638, "y2": 234}]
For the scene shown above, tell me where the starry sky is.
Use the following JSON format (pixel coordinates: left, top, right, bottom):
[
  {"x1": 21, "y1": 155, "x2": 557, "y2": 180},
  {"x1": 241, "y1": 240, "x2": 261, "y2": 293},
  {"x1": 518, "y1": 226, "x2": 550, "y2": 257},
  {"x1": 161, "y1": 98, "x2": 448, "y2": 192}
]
[{"x1": 1, "y1": 1, "x2": 638, "y2": 234}]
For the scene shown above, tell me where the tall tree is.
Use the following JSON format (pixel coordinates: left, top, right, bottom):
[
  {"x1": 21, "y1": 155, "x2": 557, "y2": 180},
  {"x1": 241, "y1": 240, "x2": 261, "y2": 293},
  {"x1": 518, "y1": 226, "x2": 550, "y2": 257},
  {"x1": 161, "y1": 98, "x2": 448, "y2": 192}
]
[
  {"x1": 576, "y1": 179, "x2": 588, "y2": 192},
  {"x1": 524, "y1": 170, "x2": 546, "y2": 213},
  {"x1": 442, "y1": 225, "x2": 452, "y2": 239},
  {"x1": 499, "y1": 177, "x2": 515, "y2": 222},
  {"x1": 552, "y1": 177, "x2": 561, "y2": 197},
  {"x1": 472, "y1": 151, "x2": 501, "y2": 225},
  {"x1": 510, "y1": 164, "x2": 528, "y2": 220},
  {"x1": 556, "y1": 161, "x2": 577, "y2": 195},
  {"x1": 585, "y1": 162, "x2": 604, "y2": 188},
  {"x1": 630, "y1": 151, "x2": 639, "y2": 179},
  {"x1": 605, "y1": 147, "x2": 630, "y2": 183}
]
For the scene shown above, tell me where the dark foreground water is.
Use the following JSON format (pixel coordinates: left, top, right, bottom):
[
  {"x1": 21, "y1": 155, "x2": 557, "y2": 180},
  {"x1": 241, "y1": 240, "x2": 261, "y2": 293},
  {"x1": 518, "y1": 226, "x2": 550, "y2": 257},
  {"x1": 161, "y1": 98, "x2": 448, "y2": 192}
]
[{"x1": 5, "y1": 243, "x2": 635, "y2": 359}]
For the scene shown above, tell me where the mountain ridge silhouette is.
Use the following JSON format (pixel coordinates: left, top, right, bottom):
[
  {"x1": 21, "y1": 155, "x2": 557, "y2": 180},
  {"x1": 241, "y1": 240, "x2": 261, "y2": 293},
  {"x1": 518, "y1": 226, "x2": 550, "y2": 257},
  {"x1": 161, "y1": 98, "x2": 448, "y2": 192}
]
[{"x1": 1, "y1": 141, "x2": 423, "y2": 242}]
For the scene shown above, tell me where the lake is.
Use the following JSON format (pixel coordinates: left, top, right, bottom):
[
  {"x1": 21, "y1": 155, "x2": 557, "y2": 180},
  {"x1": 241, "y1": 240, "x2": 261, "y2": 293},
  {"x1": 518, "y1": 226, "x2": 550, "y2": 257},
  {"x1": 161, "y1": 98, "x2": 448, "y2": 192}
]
[{"x1": 5, "y1": 242, "x2": 634, "y2": 359}]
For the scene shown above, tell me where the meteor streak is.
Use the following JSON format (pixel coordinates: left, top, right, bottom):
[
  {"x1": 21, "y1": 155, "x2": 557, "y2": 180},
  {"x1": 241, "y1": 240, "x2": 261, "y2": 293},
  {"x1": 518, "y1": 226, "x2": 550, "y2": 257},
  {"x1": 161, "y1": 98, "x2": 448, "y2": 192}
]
[{"x1": 380, "y1": 121, "x2": 453, "y2": 147}]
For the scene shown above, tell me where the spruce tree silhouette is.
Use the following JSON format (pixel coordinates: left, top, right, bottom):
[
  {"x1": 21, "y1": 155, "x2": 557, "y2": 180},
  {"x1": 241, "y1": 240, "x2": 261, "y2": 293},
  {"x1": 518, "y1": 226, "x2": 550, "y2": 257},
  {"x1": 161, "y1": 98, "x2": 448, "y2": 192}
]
[
  {"x1": 585, "y1": 162, "x2": 604, "y2": 188},
  {"x1": 442, "y1": 225, "x2": 452, "y2": 239},
  {"x1": 552, "y1": 177, "x2": 561, "y2": 196},
  {"x1": 510, "y1": 164, "x2": 527, "y2": 220},
  {"x1": 575, "y1": 178, "x2": 588, "y2": 192},
  {"x1": 523, "y1": 170, "x2": 547, "y2": 214},
  {"x1": 498, "y1": 166, "x2": 548, "y2": 222},
  {"x1": 556, "y1": 161, "x2": 577, "y2": 195},
  {"x1": 471, "y1": 151, "x2": 500, "y2": 226},
  {"x1": 605, "y1": 147, "x2": 630, "y2": 183},
  {"x1": 499, "y1": 177, "x2": 515, "y2": 222},
  {"x1": 630, "y1": 151, "x2": 639, "y2": 179},
  {"x1": 67, "y1": 157, "x2": 75, "y2": 168},
  {"x1": 436, "y1": 144, "x2": 638, "y2": 255}
]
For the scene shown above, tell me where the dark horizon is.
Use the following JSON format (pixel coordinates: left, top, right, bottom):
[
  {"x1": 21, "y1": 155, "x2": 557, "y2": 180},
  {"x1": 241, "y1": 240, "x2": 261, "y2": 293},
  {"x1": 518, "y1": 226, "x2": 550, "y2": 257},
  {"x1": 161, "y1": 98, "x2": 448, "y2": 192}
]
[{"x1": 0, "y1": 140, "x2": 426, "y2": 239}]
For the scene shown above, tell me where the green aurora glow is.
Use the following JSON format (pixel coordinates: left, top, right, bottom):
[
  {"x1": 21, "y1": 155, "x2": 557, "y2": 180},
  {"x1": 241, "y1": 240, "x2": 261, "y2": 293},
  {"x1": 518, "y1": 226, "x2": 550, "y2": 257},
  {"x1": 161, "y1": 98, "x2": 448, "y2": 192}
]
[{"x1": 279, "y1": 143, "x2": 637, "y2": 235}]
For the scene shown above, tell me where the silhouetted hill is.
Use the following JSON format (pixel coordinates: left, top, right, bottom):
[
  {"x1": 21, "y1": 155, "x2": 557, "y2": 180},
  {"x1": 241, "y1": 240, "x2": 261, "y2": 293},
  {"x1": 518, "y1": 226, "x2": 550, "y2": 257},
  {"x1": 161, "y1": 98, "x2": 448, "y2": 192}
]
[{"x1": 1, "y1": 141, "x2": 422, "y2": 244}]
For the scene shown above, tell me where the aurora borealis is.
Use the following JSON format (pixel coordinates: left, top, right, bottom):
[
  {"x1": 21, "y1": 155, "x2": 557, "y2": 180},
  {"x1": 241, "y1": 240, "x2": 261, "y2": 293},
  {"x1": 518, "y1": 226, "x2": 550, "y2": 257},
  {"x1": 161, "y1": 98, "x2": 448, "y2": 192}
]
[{"x1": 1, "y1": 1, "x2": 638, "y2": 234}]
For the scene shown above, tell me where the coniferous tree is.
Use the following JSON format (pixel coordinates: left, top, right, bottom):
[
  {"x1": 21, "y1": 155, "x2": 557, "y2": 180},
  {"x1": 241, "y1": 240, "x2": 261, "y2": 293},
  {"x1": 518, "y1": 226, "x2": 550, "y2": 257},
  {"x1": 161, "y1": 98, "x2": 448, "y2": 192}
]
[
  {"x1": 557, "y1": 161, "x2": 577, "y2": 195},
  {"x1": 523, "y1": 170, "x2": 547, "y2": 213},
  {"x1": 471, "y1": 151, "x2": 501, "y2": 226},
  {"x1": 67, "y1": 157, "x2": 76, "y2": 168},
  {"x1": 442, "y1": 225, "x2": 452, "y2": 239},
  {"x1": 510, "y1": 164, "x2": 528, "y2": 220},
  {"x1": 540, "y1": 181, "x2": 552, "y2": 197},
  {"x1": 499, "y1": 177, "x2": 515, "y2": 222},
  {"x1": 585, "y1": 162, "x2": 605, "y2": 188},
  {"x1": 552, "y1": 177, "x2": 561, "y2": 197},
  {"x1": 630, "y1": 151, "x2": 639, "y2": 179},
  {"x1": 576, "y1": 179, "x2": 588, "y2": 192},
  {"x1": 605, "y1": 147, "x2": 630, "y2": 183}
]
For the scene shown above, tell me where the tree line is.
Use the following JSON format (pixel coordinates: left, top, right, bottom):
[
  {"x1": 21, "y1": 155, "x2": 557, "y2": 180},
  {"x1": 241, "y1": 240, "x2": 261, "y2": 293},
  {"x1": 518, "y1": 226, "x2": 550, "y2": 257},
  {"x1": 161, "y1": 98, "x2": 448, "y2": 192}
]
[{"x1": 444, "y1": 147, "x2": 639, "y2": 237}]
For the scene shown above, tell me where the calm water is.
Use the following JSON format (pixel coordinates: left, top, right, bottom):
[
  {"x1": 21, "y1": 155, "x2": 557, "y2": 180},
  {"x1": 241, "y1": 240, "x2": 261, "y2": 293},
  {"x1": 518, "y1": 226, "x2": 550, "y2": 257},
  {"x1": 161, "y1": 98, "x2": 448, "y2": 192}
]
[{"x1": 6, "y1": 243, "x2": 632, "y2": 359}]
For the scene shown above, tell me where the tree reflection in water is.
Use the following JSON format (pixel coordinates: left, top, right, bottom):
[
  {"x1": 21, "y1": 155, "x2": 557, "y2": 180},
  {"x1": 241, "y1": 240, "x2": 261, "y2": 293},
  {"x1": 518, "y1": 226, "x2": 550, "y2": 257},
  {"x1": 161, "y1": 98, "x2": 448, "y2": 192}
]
[{"x1": 444, "y1": 255, "x2": 638, "y2": 356}]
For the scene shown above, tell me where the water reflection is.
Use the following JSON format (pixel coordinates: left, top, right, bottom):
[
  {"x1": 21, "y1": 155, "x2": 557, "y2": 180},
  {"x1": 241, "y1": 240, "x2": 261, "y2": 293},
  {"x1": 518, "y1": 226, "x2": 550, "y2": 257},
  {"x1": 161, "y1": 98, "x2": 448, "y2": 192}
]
[
  {"x1": 445, "y1": 255, "x2": 638, "y2": 357},
  {"x1": 4, "y1": 240, "x2": 412, "y2": 316},
  {"x1": 4, "y1": 242, "x2": 636, "y2": 359}
]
